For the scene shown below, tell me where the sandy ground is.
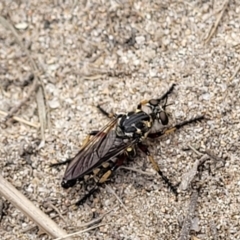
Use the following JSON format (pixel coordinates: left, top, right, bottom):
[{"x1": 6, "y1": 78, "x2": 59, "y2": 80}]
[{"x1": 0, "y1": 0, "x2": 240, "y2": 239}]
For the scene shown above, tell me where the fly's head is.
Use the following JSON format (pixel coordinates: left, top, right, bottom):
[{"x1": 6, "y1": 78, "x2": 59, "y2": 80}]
[
  {"x1": 115, "y1": 111, "x2": 153, "y2": 141},
  {"x1": 141, "y1": 98, "x2": 170, "y2": 126}
]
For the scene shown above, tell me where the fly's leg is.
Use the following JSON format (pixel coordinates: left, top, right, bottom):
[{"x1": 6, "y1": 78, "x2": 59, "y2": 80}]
[
  {"x1": 137, "y1": 84, "x2": 176, "y2": 110},
  {"x1": 148, "y1": 115, "x2": 204, "y2": 139},
  {"x1": 75, "y1": 185, "x2": 99, "y2": 206},
  {"x1": 75, "y1": 154, "x2": 126, "y2": 205},
  {"x1": 157, "y1": 83, "x2": 176, "y2": 101},
  {"x1": 137, "y1": 142, "x2": 178, "y2": 197},
  {"x1": 97, "y1": 105, "x2": 115, "y2": 118},
  {"x1": 173, "y1": 115, "x2": 204, "y2": 130}
]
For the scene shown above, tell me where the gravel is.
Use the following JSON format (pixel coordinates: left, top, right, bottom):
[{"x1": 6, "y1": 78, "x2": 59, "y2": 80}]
[{"x1": 0, "y1": 0, "x2": 240, "y2": 239}]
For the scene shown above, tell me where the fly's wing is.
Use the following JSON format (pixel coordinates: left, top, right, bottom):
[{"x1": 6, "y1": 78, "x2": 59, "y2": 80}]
[{"x1": 63, "y1": 118, "x2": 132, "y2": 181}]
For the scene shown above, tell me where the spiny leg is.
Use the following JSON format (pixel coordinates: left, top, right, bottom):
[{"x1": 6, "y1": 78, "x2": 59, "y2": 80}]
[
  {"x1": 148, "y1": 115, "x2": 204, "y2": 139},
  {"x1": 97, "y1": 105, "x2": 115, "y2": 118},
  {"x1": 173, "y1": 115, "x2": 204, "y2": 130},
  {"x1": 157, "y1": 83, "x2": 176, "y2": 101},
  {"x1": 137, "y1": 142, "x2": 178, "y2": 197},
  {"x1": 75, "y1": 154, "x2": 126, "y2": 205},
  {"x1": 75, "y1": 185, "x2": 99, "y2": 206}
]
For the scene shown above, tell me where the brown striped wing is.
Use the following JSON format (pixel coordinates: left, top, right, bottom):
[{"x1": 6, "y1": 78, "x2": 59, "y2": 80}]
[{"x1": 63, "y1": 118, "x2": 132, "y2": 182}]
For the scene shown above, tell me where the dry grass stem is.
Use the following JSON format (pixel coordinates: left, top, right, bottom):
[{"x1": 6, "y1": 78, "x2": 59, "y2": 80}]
[
  {"x1": 222, "y1": 60, "x2": 240, "y2": 102},
  {"x1": 20, "y1": 209, "x2": 68, "y2": 234},
  {"x1": 205, "y1": 149, "x2": 224, "y2": 163},
  {"x1": 36, "y1": 86, "x2": 47, "y2": 143},
  {"x1": 1, "y1": 1, "x2": 239, "y2": 239},
  {"x1": 204, "y1": 0, "x2": 230, "y2": 44},
  {"x1": 228, "y1": 62, "x2": 240, "y2": 82},
  {"x1": 0, "y1": 78, "x2": 38, "y2": 122},
  {"x1": 105, "y1": 184, "x2": 128, "y2": 212},
  {"x1": 191, "y1": 236, "x2": 201, "y2": 240},
  {"x1": 45, "y1": 201, "x2": 66, "y2": 223},
  {"x1": 0, "y1": 197, "x2": 3, "y2": 221},
  {"x1": 0, "y1": 16, "x2": 48, "y2": 140},
  {"x1": 187, "y1": 144, "x2": 203, "y2": 156},
  {"x1": 83, "y1": 75, "x2": 104, "y2": 80},
  {"x1": 0, "y1": 110, "x2": 39, "y2": 128},
  {"x1": 0, "y1": 174, "x2": 69, "y2": 239},
  {"x1": 119, "y1": 166, "x2": 155, "y2": 176},
  {"x1": 209, "y1": 220, "x2": 218, "y2": 240},
  {"x1": 0, "y1": 80, "x2": 39, "y2": 123},
  {"x1": 179, "y1": 155, "x2": 209, "y2": 191},
  {"x1": 76, "y1": 205, "x2": 117, "y2": 229},
  {"x1": 178, "y1": 190, "x2": 199, "y2": 240},
  {"x1": 20, "y1": 216, "x2": 59, "y2": 233},
  {"x1": 53, "y1": 223, "x2": 106, "y2": 240}
]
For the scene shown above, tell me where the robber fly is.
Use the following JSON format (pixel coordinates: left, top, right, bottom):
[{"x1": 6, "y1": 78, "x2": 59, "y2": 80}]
[{"x1": 52, "y1": 84, "x2": 204, "y2": 205}]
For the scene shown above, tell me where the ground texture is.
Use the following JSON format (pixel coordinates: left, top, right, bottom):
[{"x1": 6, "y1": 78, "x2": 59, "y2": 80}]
[{"x1": 0, "y1": 1, "x2": 240, "y2": 239}]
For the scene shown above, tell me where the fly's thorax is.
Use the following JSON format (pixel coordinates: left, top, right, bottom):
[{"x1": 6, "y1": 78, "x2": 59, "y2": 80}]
[{"x1": 115, "y1": 110, "x2": 153, "y2": 140}]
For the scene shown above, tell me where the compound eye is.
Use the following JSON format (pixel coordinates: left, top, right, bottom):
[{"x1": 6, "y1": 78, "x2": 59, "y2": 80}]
[
  {"x1": 116, "y1": 126, "x2": 124, "y2": 137},
  {"x1": 149, "y1": 99, "x2": 158, "y2": 106},
  {"x1": 159, "y1": 111, "x2": 168, "y2": 125},
  {"x1": 119, "y1": 115, "x2": 127, "y2": 126}
]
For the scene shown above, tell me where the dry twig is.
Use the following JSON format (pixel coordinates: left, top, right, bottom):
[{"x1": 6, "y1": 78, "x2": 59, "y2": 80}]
[
  {"x1": 53, "y1": 223, "x2": 106, "y2": 240},
  {"x1": 205, "y1": 149, "x2": 225, "y2": 163},
  {"x1": 209, "y1": 220, "x2": 218, "y2": 240},
  {"x1": 0, "y1": 174, "x2": 70, "y2": 239},
  {"x1": 45, "y1": 201, "x2": 66, "y2": 223},
  {"x1": 204, "y1": 0, "x2": 230, "y2": 44},
  {"x1": 0, "y1": 109, "x2": 39, "y2": 128},
  {"x1": 20, "y1": 209, "x2": 68, "y2": 234},
  {"x1": 36, "y1": 86, "x2": 48, "y2": 142},
  {"x1": 179, "y1": 154, "x2": 209, "y2": 191},
  {"x1": 0, "y1": 196, "x2": 4, "y2": 221},
  {"x1": 180, "y1": 145, "x2": 225, "y2": 191},
  {"x1": 187, "y1": 144, "x2": 202, "y2": 156},
  {"x1": 119, "y1": 166, "x2": 155, "y2": 176},
  {"x1": 179, "y1": 145, "x2": 226, "y2": 239},
  {"x1": 76, "y1": 205, "x2": 117, "y2": 229},
  {"x1": 222, "y1": 60, "x2": 240, "y2": 104},
  {"x1": 105, "y1": 184, "x2": 128, "y2": 212},
  {"x1": 0, "y1": 16, "x2": 48, "y2": 141},
  {"x1": 178, "y1": 190, "x2": 199, "y2": 240},
  {"x1": 1, "y1": 80, "x2": 39, "y2": 122},
  {"x1": 228, "y1": 62, "x2": 240, "y2": 83}
]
